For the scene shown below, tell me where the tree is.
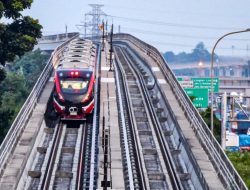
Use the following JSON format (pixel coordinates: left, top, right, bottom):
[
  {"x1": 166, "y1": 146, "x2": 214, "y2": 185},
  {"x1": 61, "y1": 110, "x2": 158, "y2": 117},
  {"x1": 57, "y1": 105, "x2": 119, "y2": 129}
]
[
  {"x1": 163, "y1": 51, "x2": 175, "y2": 62},
  {"x1": 226, "y1": 151, "x2": 250, "y2": 188},
  {"x1": 191, "y1": 42, "x2": 211, "y2": 62},
  {"x1": 0, "y1": 50, "x2": 49, "y2": 144},
  {"x1": 200, "y1": 107, "x2": 221, "y2": 142},
  {"x1": 0, "y1": 67, "x2": 6, "y2": 82},
  {"x1": 11, "y1": 49, "x2": 49, "y2": 88},
  {"x1": 162, "y1": 42, "x2": 218, "y2": 63},
  {"x1": 0, "y1": 0, "x2": 42, "y2": 81}
]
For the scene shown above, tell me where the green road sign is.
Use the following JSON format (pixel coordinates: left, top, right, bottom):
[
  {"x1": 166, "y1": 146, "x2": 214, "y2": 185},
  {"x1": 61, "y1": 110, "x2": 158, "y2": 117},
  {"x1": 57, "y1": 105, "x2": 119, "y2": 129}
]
[
  {"x1": 177, "y1": 77, "x2": 219, "y2": 92},
  {"x1": 184, "y1": 88, "x2": 209, "y2": 108},
  {"x1": 192, "y1": 77, "x2": 219, "y2": 92},
  {"x1": 177, "y1": 78, "x2": 183, "y2": 81}
]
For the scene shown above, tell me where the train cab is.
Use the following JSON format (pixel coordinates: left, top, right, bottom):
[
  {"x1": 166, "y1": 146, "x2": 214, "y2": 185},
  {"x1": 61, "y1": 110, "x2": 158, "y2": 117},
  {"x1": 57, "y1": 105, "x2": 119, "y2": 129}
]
[{"x1": 52, "y1": 38, "x2": 96, "y2": 120}]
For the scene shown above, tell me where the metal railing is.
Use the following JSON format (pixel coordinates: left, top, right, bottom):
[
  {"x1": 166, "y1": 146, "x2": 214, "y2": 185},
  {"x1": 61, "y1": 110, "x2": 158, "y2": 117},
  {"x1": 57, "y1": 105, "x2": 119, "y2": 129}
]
[
  {"x1": 113, "y1": 33, "x2": 248, "y2": 190},
  {"x1": 38, "y1": 32, "x2": 79, "y2": 42},
  {"x1": 0, "y1": 33, "x2": 79, "y2": 177}
]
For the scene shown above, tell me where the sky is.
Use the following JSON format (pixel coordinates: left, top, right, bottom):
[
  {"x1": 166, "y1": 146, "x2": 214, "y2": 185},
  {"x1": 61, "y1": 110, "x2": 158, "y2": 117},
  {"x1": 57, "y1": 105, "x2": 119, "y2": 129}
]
[{"x1": 23, "y1": 0, "x2": 250, "y2": 56}]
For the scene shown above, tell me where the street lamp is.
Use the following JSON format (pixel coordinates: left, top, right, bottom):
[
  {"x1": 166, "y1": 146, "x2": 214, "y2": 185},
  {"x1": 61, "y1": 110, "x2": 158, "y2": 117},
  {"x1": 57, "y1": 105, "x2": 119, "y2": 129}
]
[{"x1": 210, "y1": 28, "x2": 250, "y2": 133}]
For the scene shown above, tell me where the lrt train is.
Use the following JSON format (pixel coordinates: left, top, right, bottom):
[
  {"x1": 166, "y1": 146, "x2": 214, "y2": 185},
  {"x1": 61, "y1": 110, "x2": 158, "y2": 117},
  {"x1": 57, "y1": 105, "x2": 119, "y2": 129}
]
[{"x1": 52, "y1": 38, "x2": 97, "y2": 120}]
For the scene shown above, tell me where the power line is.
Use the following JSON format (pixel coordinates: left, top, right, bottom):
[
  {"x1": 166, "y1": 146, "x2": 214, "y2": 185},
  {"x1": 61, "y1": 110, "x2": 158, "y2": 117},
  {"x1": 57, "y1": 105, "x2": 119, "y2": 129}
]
[
  {"x1": 143, "y1": 40, "x2": 250, "y2": 51},
  {"x1": 122, "y1": 27, "x2": 250, "y2": 41},
  {"x1": 108, "y1": 15, "x2": 243, "y2": 31}
]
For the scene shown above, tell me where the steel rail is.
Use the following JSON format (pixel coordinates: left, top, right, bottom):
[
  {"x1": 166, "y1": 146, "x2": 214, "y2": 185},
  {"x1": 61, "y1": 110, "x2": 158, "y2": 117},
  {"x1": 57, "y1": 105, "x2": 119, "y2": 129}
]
[
  {"x1": 76, "y1": 123, "x2": 88, "y2": 190},
  {"x1": 40, "y1": 122, "x2": 65, "y2": 190},
  {"x1": 120, "y1": 46, "x2": 183, "y2": 190},
  {"x1": 89, "y1": 44, "x2": 101, "y2": 190},
  {"x1": 114, "y1": 47, "x2": 144, "y2": 189}
]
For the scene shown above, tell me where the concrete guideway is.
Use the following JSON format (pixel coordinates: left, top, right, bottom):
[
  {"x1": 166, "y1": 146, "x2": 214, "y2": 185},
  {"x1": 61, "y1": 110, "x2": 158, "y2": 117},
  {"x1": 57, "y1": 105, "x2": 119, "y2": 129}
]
[
  {"x1": 0, "y1": 81, "x2": 54, "y2": 190},
  {"x1": 124, "y1": 40, "x2": 225, "y2": 190}
]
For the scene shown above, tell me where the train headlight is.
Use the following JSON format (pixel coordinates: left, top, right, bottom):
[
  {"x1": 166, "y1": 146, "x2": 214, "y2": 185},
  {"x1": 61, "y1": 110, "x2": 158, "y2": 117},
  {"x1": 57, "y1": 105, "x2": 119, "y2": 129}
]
[{"x1": 83, "y1": 93, "x2": 89, "y2": 102}]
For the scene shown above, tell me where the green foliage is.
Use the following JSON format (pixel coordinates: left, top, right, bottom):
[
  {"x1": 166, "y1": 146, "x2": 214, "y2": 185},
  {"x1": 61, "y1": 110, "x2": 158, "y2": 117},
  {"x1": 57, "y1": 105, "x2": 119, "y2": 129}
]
[
  {"x1": 0, "y1": 108, "x2": 14, "y2": 142},
  {"x1": 189, "y1": 95, "x2": 196, "y2": 102},
  {"x1": 199, "y1": 107, "x2": 221, "y2": 142},
  {"x1": 0, "y1": 0, "x2": 42, "y2": 69},
  {"x1": 200, "y1": 109, "x2": 250, "y2": 188},
  {"x1": 0, "y1": 67, "x2": 6, "y2": 82},
  {"x1": 226, "y1": 151, "x2": 250, "y2": 188},
  {"x1": 0, "y1": 0, "x2": 33, "y2": 19},
  {"x1": 163, "y1": 42, "x2": 219, "y2": 63},
  {"x1": 11, "y1": 49, "x2": 48, "y2": 88},
  {"x1": 0, "y1": 50, "x2": 49, "y2": 143}
]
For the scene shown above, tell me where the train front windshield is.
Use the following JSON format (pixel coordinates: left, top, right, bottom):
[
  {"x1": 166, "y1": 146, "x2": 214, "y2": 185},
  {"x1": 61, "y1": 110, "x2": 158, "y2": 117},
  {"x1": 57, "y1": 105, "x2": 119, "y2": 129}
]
[{"x1": 60, "y1": 78, "x2": 89, "y2": 94}]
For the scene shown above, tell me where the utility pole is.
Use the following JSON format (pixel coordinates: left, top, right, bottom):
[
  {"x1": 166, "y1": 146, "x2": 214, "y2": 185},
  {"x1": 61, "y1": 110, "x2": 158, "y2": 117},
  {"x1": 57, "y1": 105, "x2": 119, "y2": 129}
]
[
  {"x1": 221, "y1": 92, "x2": 227, "y2": 150},
  {"x1": 102, "y1": 20, "x2": 105, "y2": 51},
  {"x1": 247, "y1": 44, "x2": 249, "y2": 59},
  {"x1": 106, "y1": 21, "x2": 108, "y2": 34},
  {"x1": 109, "y1": 24, "x2": 113, "y2": 71},
  {"x1": 65, "y1": 24, "x2": 68, "y2": 38}
]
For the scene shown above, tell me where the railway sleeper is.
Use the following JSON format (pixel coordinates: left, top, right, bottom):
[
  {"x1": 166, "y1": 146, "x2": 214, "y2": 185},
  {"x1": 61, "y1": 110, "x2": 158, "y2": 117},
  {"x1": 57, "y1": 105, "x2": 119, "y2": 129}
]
[
  {"x1": 143, "y1": 74, "x2": 150, "y2": 79},
  {"x1": 55, "y1": 171, "x2": 73, "y2": 178},
  {"x1": 143, "y1": 148, "x2": 157, "y2": 155},
  {"x1": 61, "y1": 147, "x2": 74, "y2": 153},
  {"x1": 158, "y1": 117, "x2": 168, "y2": 122},
  {"x1": 132, "y1": 107, "x2": 145, "y2": 112},
  {"x1": 148, "y1": 172, "x2": 165, "y2": 180},
  {"x1": 44, "y1": 127, "x2": 54, "y2": 134},
  {"x1": 155, "y1": 108, "x2": 164, "y2": 114},
  {"x1": 126, "y1": 75, "x2": 135, "y2": 80},
  {"x1": 134, "y1": 112, "x2": 146, "y2": 118},
  {"x1": 28, "y1": 171, "x2": 41, "y2": 178},
  {"x1": 127, "y1": 80, "x2": 137, "y2": 84},
  {"x1": 171, "y1": 149, "x2": 182, "y2": 155},
  {"x1": 178, "y1": 173, "x2": 191, "y2": 180},
  {"x1": 152, "y1": 98, "x2": 159, "y2": 104},
  {"x1": 132, "y1": 99, "x2": 144, "y2": 106},
  {"x1": 130, "y1": 94, "x2": 142, "y2": 99},
  {"x1": 138, "y1": 130, "x2": 152, "y2": 135},
  {"x1": 37, "y1": 147, "x2": 47, "y2": 154},
  {"x1": 128, "y1": 84, "x2": 138, "y2": 88},
  {"x1": 141, "y1": 71, "x2": 147, "y2": 75},
  {"x1": 135, "y1": 117, "x2": 148, "y2": 122},
  {"x1": 129, "y1": 88, "x2": 140, "y2": 94},
  {"x1": 147, "y1": 84, "x2": 155, "y2": 89},
  {"x1": 163, "y1": 130, "x2": 174, "y2": 136}
]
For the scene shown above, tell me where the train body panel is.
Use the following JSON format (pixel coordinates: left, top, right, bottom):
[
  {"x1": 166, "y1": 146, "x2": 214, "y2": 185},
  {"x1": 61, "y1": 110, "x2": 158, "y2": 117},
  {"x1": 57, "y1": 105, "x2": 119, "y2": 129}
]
[{"x1": 52, "y1": 38, "x2": 96, "y2": 120}]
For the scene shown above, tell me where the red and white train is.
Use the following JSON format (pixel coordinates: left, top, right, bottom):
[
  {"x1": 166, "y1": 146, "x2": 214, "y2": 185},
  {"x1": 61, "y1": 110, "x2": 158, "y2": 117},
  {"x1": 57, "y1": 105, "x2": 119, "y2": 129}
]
[{"x1": 53, "y1": 38, "x2": 97, "y2": 120}]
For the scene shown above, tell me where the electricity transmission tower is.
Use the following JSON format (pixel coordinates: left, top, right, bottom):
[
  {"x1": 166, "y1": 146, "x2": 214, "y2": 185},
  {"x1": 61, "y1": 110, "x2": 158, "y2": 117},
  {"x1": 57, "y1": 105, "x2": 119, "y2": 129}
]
[{"x1": 76, "y1": 4, "x2": 106, "y2": 38}]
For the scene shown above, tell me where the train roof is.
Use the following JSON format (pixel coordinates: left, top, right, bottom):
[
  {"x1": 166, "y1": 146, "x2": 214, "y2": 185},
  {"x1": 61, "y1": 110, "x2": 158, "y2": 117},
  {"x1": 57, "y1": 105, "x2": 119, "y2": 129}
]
[
  {"x1": 55, "y1": 38, "x2": 96, "y2": 71},
  {"x1": 57, "y1": 60, "x2": 94, "y2": 71}
]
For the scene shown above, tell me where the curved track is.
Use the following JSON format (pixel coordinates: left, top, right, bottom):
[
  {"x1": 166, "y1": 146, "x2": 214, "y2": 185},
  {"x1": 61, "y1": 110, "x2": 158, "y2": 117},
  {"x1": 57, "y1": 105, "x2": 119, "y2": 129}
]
[{"x1": 115, "y1": 46, "x2": 184, "y2": 189}]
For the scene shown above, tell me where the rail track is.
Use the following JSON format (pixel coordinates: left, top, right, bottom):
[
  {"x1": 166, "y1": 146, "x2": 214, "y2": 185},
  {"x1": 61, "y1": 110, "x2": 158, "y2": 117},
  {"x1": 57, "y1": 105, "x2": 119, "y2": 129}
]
[
  {"x1": 25, "y1": 122, "x2": 93, "y2": 190},
  {"x1": 115, "y1": 46, "x2": 179, "y2": 189},
  {"x1": 114, "y1": 44, "x2": 211, "y2": 190}
]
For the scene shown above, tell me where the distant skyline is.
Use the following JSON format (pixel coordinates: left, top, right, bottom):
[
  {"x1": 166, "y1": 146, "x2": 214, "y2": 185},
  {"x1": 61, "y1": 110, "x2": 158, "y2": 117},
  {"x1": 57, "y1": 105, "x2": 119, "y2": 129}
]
[{"x1": 23, "y1": 0, "x2": 250, "y2": 56}]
